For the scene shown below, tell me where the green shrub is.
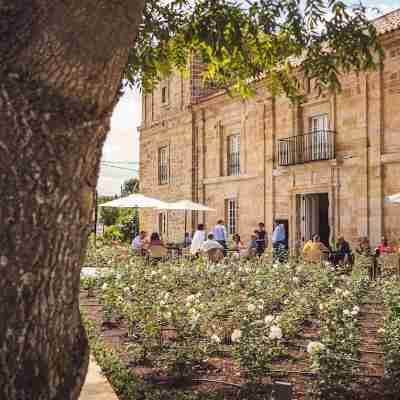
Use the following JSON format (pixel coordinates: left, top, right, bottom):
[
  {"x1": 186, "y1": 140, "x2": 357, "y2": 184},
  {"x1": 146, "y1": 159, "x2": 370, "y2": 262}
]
[{"x1": 103, "y1": 225, "x2": 123, "y2": 242}]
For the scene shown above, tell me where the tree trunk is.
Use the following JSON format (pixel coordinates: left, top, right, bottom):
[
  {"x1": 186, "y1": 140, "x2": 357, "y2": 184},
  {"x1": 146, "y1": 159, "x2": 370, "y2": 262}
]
[{"x1": 0, "y1": 1, "x2": 145, "y2": 398}]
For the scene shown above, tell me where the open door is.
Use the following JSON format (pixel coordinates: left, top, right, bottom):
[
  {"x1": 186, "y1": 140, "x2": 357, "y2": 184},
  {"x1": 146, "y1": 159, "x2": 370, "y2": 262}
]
[{"x1": 297, "y1": 193, "x2": 330, "y2": 247}]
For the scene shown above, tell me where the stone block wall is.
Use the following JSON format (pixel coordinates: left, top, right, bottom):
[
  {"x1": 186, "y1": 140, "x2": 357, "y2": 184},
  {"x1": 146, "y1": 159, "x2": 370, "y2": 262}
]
[{"x1": 139, "y1": 20, "x2": 400, "y2": 248}]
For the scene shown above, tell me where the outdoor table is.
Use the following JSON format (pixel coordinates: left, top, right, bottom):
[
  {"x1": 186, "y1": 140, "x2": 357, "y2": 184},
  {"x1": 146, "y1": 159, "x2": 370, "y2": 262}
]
[{"x1": 166, "y1": 244, "x2": 183, "y2": 259}]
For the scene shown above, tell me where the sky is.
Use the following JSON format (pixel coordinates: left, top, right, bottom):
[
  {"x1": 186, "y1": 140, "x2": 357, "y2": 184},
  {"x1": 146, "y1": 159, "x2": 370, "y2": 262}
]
[
  {"x1": 97, "y1": 87, "x2": 141, "y2": 196},
  {"x1": 97, "y1": 0, "x2": 399, "y2": 196}
]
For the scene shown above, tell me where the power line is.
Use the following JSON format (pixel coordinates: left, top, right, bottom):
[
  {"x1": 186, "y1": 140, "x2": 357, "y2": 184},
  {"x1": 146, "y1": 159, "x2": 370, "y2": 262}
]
[
  {"x1": 100, "y1": 163, "x2": 139, "y2": 173},
  {"x1": 101, "y1": 161, "x2": 139, "y2": 164}
]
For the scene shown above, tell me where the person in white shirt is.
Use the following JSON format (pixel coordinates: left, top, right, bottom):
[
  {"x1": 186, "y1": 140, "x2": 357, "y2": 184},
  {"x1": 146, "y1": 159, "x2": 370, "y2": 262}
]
[
  {"x1": 132, "y1": 231, "x2": 148, "y2": 254},
  {"x1": 212, "y1": 220, "x2": 228, "y2": 255},
  {"x1": 201, "y1": 233, "x2": 224, "y2": 253},
  {"x1": 190, "y1": 224, "x2": 206, "y2": 255}
]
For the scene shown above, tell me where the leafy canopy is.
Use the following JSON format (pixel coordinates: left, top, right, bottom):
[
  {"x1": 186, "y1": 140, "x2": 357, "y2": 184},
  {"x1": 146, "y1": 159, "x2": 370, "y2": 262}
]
[{"x1": 126, "y1": 0, "x2": 383, "y2": 100}]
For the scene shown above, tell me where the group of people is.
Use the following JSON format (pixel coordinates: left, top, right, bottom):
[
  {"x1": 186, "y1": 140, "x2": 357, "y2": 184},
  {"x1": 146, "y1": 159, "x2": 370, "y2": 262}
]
[
  {"x1": 190, "y1": 221, "x2": 287, "y2": 260},
  {"x1": 132, "y1": 222, "x2": 398, "y2": 274},
  {"x1": 303, "y1": 234, "x2": 399, "y2": 275},
  {"x1": 131, "y1": 220, "x2": 288, "y2": 262},
  {"x1": 132, "y1": 231, "x2": 165, "y2": 256}
]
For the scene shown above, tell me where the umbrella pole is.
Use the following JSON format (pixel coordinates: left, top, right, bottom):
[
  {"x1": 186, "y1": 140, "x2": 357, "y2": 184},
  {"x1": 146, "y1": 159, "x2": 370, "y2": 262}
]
[
  {"x1": 94, "y1": 190, "x2": 98, "y2": 248},
  {"x1": 184, "y1": 210, "x2": 187, "y2": 245}
]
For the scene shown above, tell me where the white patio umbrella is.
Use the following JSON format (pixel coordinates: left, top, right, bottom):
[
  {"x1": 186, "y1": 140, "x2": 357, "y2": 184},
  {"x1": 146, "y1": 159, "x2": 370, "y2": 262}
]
[
  {"x1": 99, "y1": 193, "x2": 168, "y2": 208},
  {"x1": 385, "y1": 193, "x2": 400, "y2": 204},
  {"x1": 158, "y1": 200, "x2": 216, "y2": 242},
  {"x1": 99, "y1": 194, "x2": 169, "y2": 239}
]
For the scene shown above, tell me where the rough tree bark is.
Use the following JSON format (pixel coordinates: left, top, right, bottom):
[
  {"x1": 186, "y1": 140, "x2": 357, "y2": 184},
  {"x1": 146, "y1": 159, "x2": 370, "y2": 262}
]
[{"x1": 0, "y1": 1, "x2": 145, "y2": 398}]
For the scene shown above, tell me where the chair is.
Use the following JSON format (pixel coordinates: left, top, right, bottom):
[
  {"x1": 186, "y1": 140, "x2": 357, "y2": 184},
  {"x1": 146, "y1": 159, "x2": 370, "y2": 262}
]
[
  {"x1": 147, "y1": 245, "x2": 168, "y2": 263},
  {"x1": 205, "y1": 248, "x2": 224, "y2": 263}
]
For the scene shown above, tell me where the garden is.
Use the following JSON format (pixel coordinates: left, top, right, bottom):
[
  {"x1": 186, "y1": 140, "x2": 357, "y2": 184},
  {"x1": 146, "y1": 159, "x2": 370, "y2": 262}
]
[{"x1": 81, "y1": 242, "x2": 400, "y2": 400}]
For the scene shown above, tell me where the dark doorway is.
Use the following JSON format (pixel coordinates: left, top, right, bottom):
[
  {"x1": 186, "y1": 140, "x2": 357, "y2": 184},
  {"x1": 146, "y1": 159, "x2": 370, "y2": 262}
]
[
  {"x1": 318, "y1": 194, "x2": 330, "y2": 247},
  {"x1": 297, "y1": 192, "x2": 330, "y2": 247}
]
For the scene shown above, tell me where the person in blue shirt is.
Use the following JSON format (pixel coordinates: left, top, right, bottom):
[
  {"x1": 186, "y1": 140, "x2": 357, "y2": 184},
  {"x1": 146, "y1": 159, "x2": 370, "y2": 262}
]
[
  {"x1": 212, "y1": 220, "x2": 228, "y2": 256},
  {"x1": 272, "y1": 224, "x2": 286, "y2": 262}
]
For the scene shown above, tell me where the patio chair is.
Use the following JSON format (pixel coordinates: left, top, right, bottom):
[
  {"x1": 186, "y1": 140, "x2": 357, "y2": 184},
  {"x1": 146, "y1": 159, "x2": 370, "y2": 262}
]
[
  {"x1": 147, "y1": 245, "x2": 168, "y2": 264},
  {"x1": 205, "y1": 247, "x2": 224, "y2": 263}
]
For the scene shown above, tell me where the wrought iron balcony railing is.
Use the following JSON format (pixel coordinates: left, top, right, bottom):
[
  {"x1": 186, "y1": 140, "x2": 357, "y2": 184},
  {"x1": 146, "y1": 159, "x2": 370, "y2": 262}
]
[{"x1": 278, "y1": 130, "x2": 335, "y2": 166}]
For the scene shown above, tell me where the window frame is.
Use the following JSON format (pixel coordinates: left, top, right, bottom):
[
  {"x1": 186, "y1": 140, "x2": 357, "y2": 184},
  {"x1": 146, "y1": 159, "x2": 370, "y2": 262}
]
[
  {"x1": 161, "y1": 80, "x2": 169, "y2": 106},
  {"x1": 158, "y1": 212, "x2": 168, "y2": 237},
  {"x1": 226, "y1": 198, "x2": 237, "y2": 236},
  {"x1": 158, "y1": 145, "x2": 170, "y2": 185},
  {"x1": 227, "y1": 133, "x2": 240, "y2": 176}
]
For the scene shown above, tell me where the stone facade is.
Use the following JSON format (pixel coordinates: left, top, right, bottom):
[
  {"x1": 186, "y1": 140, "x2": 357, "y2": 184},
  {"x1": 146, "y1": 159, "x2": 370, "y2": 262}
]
[{"x1": 139, "y1": 10, "x2": 400, "y2": 250}]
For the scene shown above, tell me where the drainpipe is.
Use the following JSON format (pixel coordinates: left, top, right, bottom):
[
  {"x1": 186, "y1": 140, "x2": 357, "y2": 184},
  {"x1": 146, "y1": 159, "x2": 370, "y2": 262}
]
[{"x1": 263, "y1": 102, "x2": 266, "y2": 225}]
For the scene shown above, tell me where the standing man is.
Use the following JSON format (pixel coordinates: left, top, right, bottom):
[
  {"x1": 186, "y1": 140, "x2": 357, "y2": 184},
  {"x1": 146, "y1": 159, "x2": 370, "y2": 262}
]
[
  {"x1": 212, "y1": 219, "x2": 228, "y2": 256},
  {"x1": 255, "y1": 222, "x2": 267, "y2": 257}
]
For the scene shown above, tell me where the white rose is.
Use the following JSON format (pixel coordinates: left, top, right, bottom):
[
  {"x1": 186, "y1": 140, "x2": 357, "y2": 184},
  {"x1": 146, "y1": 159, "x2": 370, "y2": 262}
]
[
  {"x1": 351, "y1": 306, "x2": 360, "y2": 316},
  {"x1": 247, "y1": 303, "x2": 256, "y2": 312},
  {"x1": 186, "y1": 295, "x2": 195, "y2": 303},
  {"x1": 307, "y1": 341, "x2": 325, "y2": 354},
  {"x1": 264, "y1": 315, "x2": 275, "y2": 325},
  {"x1": 211, "y1": 334, "x2": 221, "y2": 344},
  {"x1": 269, "y1": 325, "x2": 283, "y2": 340},
  {"x1": 231, "y1": 329, "x2": 242, "y2": 342}
]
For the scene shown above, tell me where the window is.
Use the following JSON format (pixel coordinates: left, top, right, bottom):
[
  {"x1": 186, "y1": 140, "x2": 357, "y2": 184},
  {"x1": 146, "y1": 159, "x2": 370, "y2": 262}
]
[
  {"x1": 158, "y1": 212, "x2": 168, "y2": 237},
  {"x1": 227, "y1": 134, "x2": 240, "y2": 176},
  {"x1": 226, "y1": 199, "x2": 237, "y2": 236},
  {"x1": 161, "y1": 82, "x2": 169, "y2": 105},
  {"x1": 310, "y1": 114, "x2": 330, "y2": 160},
  {"x1": 310, "y1": 114, "x2": 329, "y2": 132},
  {"x1": 158, "y1": 146, "x2": 169, "y2": 185}
]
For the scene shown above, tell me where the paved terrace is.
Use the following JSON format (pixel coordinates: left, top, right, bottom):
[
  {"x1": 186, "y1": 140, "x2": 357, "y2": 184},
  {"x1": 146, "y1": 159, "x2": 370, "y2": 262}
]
[{"x1": 80, "y1": 357, "x2": 118, "y2": 400}]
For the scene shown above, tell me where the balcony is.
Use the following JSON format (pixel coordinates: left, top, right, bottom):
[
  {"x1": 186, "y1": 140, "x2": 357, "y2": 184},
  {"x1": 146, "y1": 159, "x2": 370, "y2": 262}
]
[{"x1": 278, "y1": 130, "x2": 335, "y2": 166}]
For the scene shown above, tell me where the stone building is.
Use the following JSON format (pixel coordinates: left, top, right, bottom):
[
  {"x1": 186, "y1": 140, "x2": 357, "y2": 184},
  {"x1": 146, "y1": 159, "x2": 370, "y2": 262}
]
[{"x1": 139, "y1": 9, "x2": 400, "y2": 250}]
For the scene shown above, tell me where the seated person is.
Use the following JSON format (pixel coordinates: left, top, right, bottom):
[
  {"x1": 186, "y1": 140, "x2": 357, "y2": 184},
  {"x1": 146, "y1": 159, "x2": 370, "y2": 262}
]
[
  {"x1": 147, "y1": 232, "x2": 167, "y2": 261},
  {"x1": 356, "y1": 236, "x2": 379, "y2": 280},
  {"x1": 303, "y1": 234, "x2": 329, "y2": 263},
  {"x1": 132, "y1": 231, "x2": 148, "y2": 255},
  {"x1": 201, "y1": 233, "x2": 224, "y2": 253},
  {"x1": 237, "y1": 234, "x2": 258, "y2": 258},
  {"x1": 149, "y1": 232, "x2": 164, "y2": 246},
  {"x1": 190, "y1": 224, "x2": 206, "y2": 255},
  {"x1": 336, "y1": 235, "x2": 353, "y2": 265},
  {"x1": 201, "y1": 233, "x2": 224, "y2": 262},
  {"x1": 377, "y1": 236, "x2": 393, "y2": 255},
  {"x1": 356, "y1": 236, "x2": 372, "y2": 256},
  {"x1": 232, "y1": 234, "x2": 245, "y2": 252}
]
